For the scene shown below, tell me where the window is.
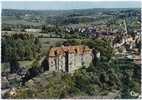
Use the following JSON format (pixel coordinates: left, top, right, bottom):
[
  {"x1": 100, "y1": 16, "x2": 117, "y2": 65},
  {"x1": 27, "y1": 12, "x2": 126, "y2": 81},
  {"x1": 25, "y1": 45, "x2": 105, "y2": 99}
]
[
  {"x1": 75, "y1": 49, "x2": 77, "y2": 53},
  {"x1": 54, "y1": 51, "x2": 57, "y2": 56}
]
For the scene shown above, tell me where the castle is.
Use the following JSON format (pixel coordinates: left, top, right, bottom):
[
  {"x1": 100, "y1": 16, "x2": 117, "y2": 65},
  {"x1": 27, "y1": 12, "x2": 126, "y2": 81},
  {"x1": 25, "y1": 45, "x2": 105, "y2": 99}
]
[{"x1": 48, "y1": 45, "x2": 93, "y2": 73}]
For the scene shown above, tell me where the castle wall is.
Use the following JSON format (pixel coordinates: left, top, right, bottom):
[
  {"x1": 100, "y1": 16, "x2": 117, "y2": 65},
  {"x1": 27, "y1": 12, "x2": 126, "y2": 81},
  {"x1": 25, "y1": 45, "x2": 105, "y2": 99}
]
[
  {"x1": 49, "y1": 55, "x2": 66, "y2": 72},
  {"x1": 48, "y1": 57, "x2": 56, "y2": 71},
  {"x1": 58, "y1": 55, "x2": 65, "y2": 72},
  {"x1": 48, "y1": 46, "x2": 93, "y2": 73},
  {"x1": 68, "y1": 53, "x2": 85, "y2": 73},
  {"x1": 83, "y1": 52, "x2": 93, "y2": 67}
]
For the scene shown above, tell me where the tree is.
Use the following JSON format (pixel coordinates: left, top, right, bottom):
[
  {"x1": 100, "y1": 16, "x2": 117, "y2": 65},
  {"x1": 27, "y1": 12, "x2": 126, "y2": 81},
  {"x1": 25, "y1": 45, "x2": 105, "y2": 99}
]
[
  {"x1": 41, "y1": 25, "x2": 47, "y2": 32},
  {"x1": 9, "y1": 56, "x2": 20, "y2": 73},
  {"x1": 81, "y1": 38, "x2": 114, "y2": 61},
  {"x1": 2, "y1": 34, "x2": 41, "y2": 62}
]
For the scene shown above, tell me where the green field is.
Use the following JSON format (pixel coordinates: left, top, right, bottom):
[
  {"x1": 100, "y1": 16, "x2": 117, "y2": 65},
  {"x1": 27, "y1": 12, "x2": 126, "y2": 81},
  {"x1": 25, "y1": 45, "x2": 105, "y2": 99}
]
[{"x1": 39, "y1": 37, "x2": 66, "y2": 55}]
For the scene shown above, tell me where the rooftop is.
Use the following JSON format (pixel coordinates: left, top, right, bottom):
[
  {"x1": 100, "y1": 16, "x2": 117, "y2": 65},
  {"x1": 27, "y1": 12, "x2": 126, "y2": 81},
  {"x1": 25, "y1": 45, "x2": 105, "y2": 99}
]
[{"x1": 48, "y1": 45, "x2": 91, "y2": 57}]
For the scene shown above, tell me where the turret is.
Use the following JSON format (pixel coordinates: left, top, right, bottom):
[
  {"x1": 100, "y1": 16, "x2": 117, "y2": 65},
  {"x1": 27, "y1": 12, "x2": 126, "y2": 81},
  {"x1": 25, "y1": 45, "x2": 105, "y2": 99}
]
[{"x1": 123, "y1": 19, "x2": 128, "y2": 36}]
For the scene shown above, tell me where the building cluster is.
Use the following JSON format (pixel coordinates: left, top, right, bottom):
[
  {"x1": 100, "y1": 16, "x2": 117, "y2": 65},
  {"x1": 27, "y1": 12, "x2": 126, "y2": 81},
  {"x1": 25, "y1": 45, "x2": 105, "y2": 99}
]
[{"x1": 64, "y1": 24, "x2": 116, "y2": 38}]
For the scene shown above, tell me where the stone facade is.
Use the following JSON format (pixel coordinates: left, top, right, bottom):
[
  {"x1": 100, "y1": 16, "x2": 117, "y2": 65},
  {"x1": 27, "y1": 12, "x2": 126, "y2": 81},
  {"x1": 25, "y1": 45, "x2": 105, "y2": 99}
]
[{"x1": 48, "y1": 45, "x2": 93, "y2": 73}]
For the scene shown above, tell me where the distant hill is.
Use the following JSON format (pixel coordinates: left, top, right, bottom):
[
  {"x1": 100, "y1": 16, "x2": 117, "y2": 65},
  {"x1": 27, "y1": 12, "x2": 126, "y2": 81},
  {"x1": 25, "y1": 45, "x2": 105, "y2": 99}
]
[{"x1": 2, "y1": 8, "x2": 140, "y2": 26}]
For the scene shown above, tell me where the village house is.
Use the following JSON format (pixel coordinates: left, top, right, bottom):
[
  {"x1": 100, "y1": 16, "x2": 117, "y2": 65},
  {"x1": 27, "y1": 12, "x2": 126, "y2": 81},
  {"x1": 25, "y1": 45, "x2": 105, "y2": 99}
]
[
  {"x1": 48, "y1": 45, "x2": 93, "y2": 73},
  {"x1": 25, "y1": 29, "x2": 41, "y2": 33}
]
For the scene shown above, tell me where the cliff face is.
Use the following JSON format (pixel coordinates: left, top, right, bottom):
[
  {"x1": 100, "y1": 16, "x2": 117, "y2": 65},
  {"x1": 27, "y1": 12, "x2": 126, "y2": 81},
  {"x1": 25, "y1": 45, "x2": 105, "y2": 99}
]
[{"x1": 48, "y1": 45, "x2": 93, "y2": 73}]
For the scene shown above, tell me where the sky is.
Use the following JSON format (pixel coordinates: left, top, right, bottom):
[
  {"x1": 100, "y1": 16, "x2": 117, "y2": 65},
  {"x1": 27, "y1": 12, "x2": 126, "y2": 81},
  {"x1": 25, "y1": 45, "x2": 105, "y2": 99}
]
[{"x1": 2, "y1": 1, "x2": 141, "y2": 10}]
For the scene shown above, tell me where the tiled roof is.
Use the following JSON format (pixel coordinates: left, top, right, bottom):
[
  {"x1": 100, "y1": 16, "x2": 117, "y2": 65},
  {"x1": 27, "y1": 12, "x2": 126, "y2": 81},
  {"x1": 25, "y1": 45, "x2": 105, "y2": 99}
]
[{"x1": 49, "y1": 45, "x2": 92, "y2": 57}]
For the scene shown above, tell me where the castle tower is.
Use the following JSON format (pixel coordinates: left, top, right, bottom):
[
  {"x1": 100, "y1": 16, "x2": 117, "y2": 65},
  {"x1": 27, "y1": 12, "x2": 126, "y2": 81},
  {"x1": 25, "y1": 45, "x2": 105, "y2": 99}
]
[{"x1": 123, "y1": 19, "x2": 128, "y2": 36}]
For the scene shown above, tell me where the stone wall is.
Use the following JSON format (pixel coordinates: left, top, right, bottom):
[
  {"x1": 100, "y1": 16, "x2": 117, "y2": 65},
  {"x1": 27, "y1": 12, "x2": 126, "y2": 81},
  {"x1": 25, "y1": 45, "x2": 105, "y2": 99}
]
[{"x1": 48, "y1": 46, "x2": 93, "y2": 73}]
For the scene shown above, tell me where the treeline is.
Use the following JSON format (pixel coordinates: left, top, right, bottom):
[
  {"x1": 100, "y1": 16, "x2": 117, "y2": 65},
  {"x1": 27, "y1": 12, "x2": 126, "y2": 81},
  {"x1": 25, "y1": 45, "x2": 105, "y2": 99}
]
[
  {"x1": 2, "y1": 9, "x2": 38, "y2": 16},
  {"x1": 2, "y1": 34, "x2": 41, "y2": 62},
  {"x1": 55, "y1": 17, "x2": 95, "y2": 25},
  {"x1": 2, "y1": 23, "x2": 42, "y2": 31}
]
